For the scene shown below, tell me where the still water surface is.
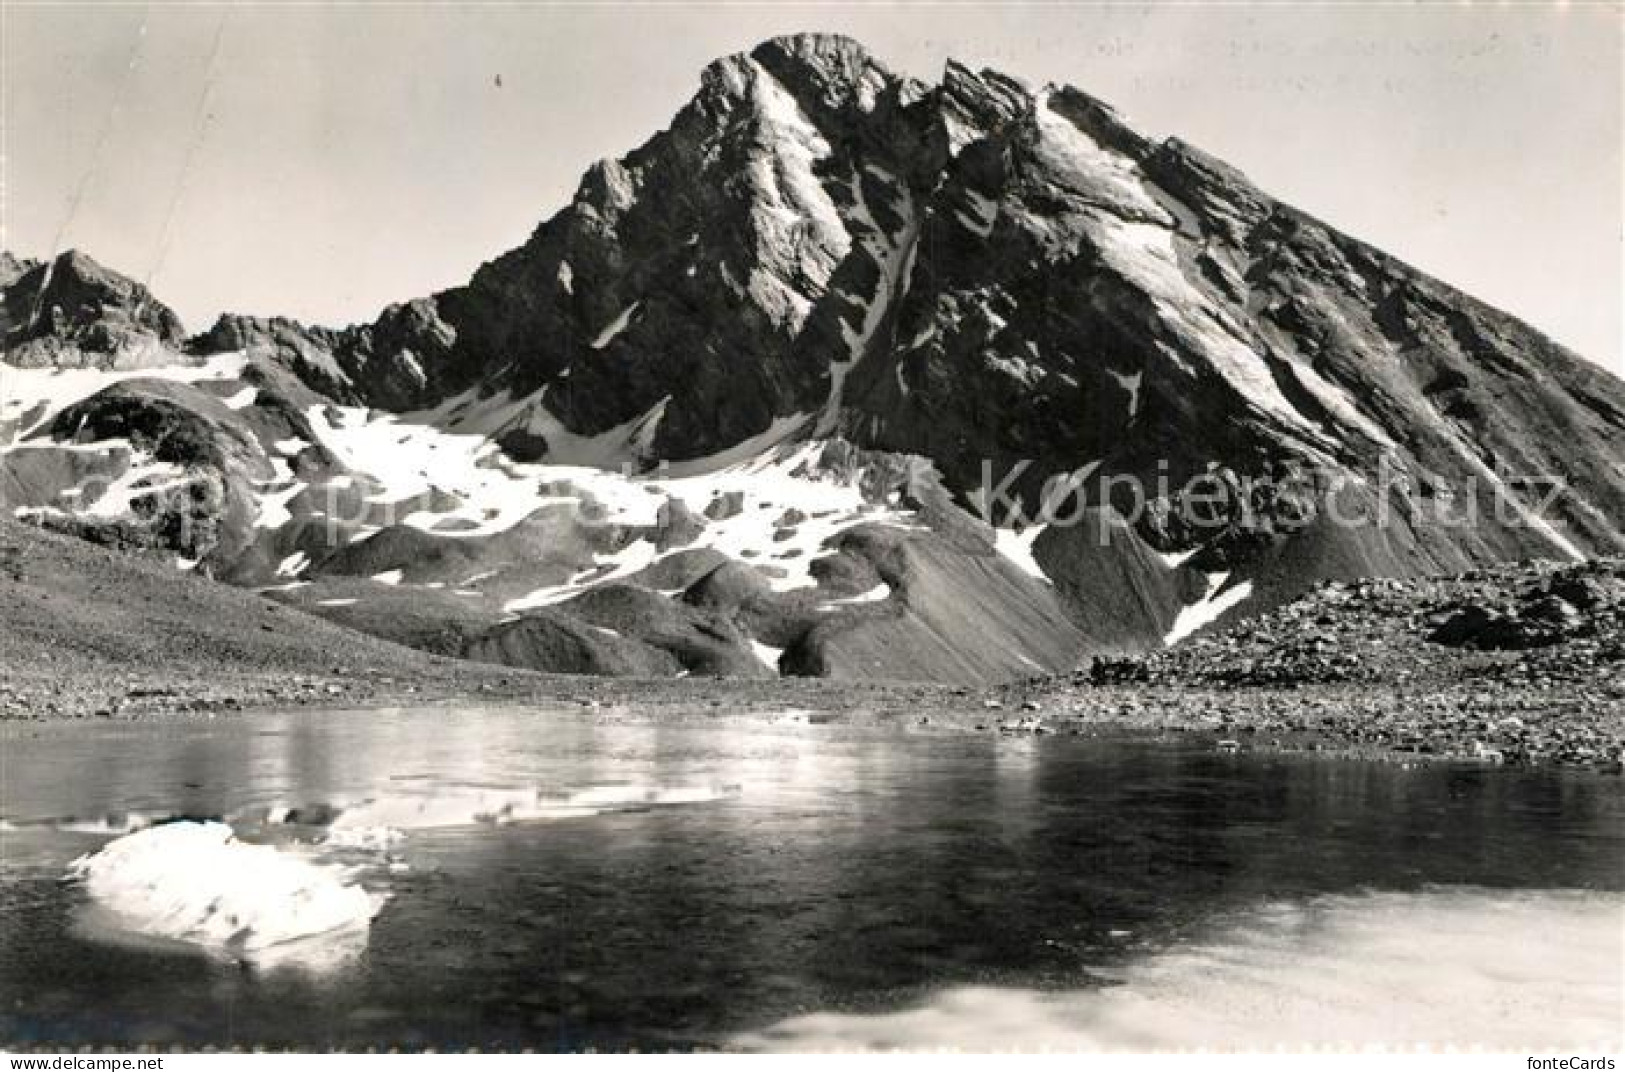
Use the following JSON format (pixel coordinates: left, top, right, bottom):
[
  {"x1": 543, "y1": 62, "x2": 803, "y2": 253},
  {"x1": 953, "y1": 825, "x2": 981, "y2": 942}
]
[{"x1": 1, "y1": 708, "x2": 1620, "y2": 1050}]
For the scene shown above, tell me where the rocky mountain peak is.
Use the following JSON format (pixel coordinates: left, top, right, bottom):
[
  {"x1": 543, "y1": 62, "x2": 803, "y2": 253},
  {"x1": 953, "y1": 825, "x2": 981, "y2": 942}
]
[
  {"x1": 2, "y1": 248, "x2": 186, "y2": 369},
  {"x1": 751, "y1": 33, "x2": 883, "y2": 80},
  {"x1": 163, "y1": 37, "x2": 1620, "y2": 568},
  {"x1": 747, "y1": 33, "x2": 909, "y2": 116},
  {"x1": 694, "y1": 32, "x2": 903, "y2": 144},
  {"x1": 0, "y1": 250, "x2": 39, "y2": 289},
  {"x1": 939, "y1": 59, "x2": 1036, "y2": 142},
  {"x1": 3, "y1": 34, "x2": 1622, "y2": 688}
]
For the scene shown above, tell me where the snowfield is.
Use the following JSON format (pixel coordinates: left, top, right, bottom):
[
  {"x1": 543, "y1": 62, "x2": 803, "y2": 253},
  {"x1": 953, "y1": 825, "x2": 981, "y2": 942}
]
[
  {"x1": 0, "y1": 350, "x2": 970, "y2": 607},
  {"x1": 0, "y1": 352, "x2": 249, "y2": 439},
  {"x1": 499, "y1": 438, "x2": 925, "y2": 607}
]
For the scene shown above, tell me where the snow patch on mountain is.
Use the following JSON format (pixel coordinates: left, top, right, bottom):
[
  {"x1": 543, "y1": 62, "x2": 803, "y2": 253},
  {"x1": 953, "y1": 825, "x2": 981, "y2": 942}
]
[
  {"x1": 504, "y1": 539, "x2": 662, "y2": 611},
  {"x1": 1438, "y1": 432, "x2": 1587, "y2": 563},
  {"x1": 995, "y1": 524, "x2": 1049, "y2": 581},
  {"x1": 751, "y1": 639, "x2": 784, "y2": 674},
  {"x1": 421, "y1": 387, "x2": 668, "y2": 470},
  {"x1": 502, "y1": 441, "x2": 922, "y2": 608},
  {"x1": 276, "y1": 551, "x2": 310, "y2": 578},
  {"x1": 1031, "y1": 90, "x2": 1169, "y2": 223},
  {"x1": 296, "y1": 400, "x2": 668, "y2": 539},
  {"x1": 254, "y1": 458, "x2": 305, "y2": 529},
  {"x1": 0, "y1": 352, "x2": 248, "y2": 440},
  {"x1": 220, "y1": 385, "x2": 258, "y2": 410},
  {"x1": 1165, "y1": 572, "x2": 1254, "y2": 646},
  {"x1": 826, "y1": 582, "x2": 892, "y2": 605},
  {"x1": 1105, "y1": 368, "x2": 1144, "y2": 419},
  {"x1": 1158, "y1": 547, "x2": 1200, "y2": 569},
  {"x1": 1277, "y1": 346, "x2": 1398, "y2": 448},
  {"x1": 658, "y1": 413, "x2": 810, "y2": 477},
  {"x1": 1092, "y1": 217, "x2": 1315, "y2": 435},
  {"x1": 818, "y1": 165, "x2": 920, "y2": 436},
  {"x1": 955, "y1": 190, "x2": 998, "y2": 238},
  {"x1": 591, "y1": 301, "x2": 640, "y2": 349},
  {"x1": 76, "y1": 456, "x2": 192, "y2": 520}
]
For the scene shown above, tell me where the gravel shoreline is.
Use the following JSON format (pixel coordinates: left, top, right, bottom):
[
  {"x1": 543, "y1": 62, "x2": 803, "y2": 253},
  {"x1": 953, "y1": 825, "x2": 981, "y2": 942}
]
[{"x1": 5, "y1": 667, "x2": 1619, "y2": 775}]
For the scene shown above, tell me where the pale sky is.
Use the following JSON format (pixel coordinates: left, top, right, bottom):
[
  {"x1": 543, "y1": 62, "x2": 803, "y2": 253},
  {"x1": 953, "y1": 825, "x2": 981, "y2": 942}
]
[{"x1": 4, "y1": 2, "x2": 1621, "y2": 372}]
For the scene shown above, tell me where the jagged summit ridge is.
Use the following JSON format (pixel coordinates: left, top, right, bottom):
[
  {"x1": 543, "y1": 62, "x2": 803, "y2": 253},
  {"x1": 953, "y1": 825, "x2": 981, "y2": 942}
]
[{"x1": 711, "y1": 34, "x2": 908, "y2": 112}]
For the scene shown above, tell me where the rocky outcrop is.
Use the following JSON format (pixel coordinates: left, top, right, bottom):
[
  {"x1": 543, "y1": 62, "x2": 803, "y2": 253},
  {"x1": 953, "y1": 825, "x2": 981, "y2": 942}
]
[
  {"x1": 0, "y1": 251, "x2": 37, "y2": 289},
  {"x1": 1425, "y1": 568, "x2": 1622, "y2": 651},
  {"x1": 1069, "y1": 558, "x2": 1624, "y2": 768},
  {"x1": 41, "y1": 380, "x2": 270, "y2": 562},
  {"x1": 193, "y1": 301, "x2": 452, "y2": 411},
  {"x1": 193, "y1": 315, "x2": 359, "y2": 403},
  {"x1": 1090, "y1": 558, "x2": 1625, "y2": 693},
  {"x1": 2, "y1": 250, "x2": 186, "y2": 369}
]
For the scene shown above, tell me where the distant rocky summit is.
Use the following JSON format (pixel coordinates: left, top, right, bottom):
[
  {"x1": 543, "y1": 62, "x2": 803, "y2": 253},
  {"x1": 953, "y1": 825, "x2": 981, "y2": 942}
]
[
  {"x1": 3, "y1": 33, "x2": 1623, "y2": 685},
  {"x1": 2, "y1": 250, "x2": 186, "y2": 369}
]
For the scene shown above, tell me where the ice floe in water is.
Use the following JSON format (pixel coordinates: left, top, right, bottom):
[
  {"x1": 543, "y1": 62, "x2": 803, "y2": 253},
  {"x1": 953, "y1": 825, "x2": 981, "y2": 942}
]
[
  {"x1": 55, "y1": 785, "x2": 734, "y2": 970},
  {"x1": 733, "y1": 888, "x2": 1624, "y2": 1051},
  {"x1": 66, "y1": 821, "x2": 384, "y2": 967}
]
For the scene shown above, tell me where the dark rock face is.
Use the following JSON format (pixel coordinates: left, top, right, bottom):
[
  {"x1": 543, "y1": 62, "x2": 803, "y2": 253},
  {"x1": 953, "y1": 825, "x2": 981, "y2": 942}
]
[
  {"x1": 47, "y1": 381, "x2": 256, "y2": 469},
  {"x1": 193, "y1": 316, "x2": 360, "y2": 403},
  {"x1": 1426, "y1": 567, "x2": 1623, "y2": 651},
  {"x1": 651, "y1": 498, "x2": 706, "y2": 551},
  {"x1": 2, "y1": 250, "x2": 187, "y2": 368},
  {"x1": 193, "y1": 304, "x2": 449, "y2": 411}
]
